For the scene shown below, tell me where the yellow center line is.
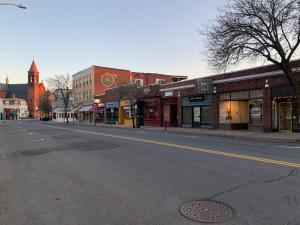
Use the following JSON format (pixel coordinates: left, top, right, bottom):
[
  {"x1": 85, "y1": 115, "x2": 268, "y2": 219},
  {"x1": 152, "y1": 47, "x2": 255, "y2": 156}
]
[{"x1": 42, "y1": 124, "x2": 300, "y2": 169}]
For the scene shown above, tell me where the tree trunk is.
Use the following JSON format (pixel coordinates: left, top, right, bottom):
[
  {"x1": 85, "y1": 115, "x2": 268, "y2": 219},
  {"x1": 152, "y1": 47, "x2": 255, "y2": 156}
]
[{"x1": 65, "y1": 107, "x2": 69, "y2": 123}]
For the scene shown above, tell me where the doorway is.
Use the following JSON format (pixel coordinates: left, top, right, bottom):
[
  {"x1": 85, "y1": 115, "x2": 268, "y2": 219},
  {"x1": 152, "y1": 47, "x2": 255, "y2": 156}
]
[
  {"x1": 279, "y1": 102, "x2": 292, "y2": 132},
  {"x1": 193, "y1": 107, "x2": 201, "y2": 127}
]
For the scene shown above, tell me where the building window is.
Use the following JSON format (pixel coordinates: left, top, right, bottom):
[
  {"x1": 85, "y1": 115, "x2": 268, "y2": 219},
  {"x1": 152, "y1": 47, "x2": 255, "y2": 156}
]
[
  {"x1": 125, "y1": 109, "x2": 131, "y2": 119},
  {"x1": 156, "y1": 78, "x2": 165, "y2": 85},
  {"x1": 201, "y1": 106, "x2": 212, "y2": 124},
  {"x1": 249, "y1": 99, "x2": 263, "y2": 125},
  {"x1": 135, "y1": 79, "x2": 144, "y2": 87},
  {"x1": 182, "y1": 107, "x2": 193, "y2": 125},
  {"x1": 201, "y1": 83, "x2": 209, "y2": 93}
]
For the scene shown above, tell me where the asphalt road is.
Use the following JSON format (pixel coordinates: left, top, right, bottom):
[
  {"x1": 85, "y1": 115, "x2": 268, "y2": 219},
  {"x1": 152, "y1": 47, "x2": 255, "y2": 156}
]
[{"x1": 0, "y1": 120, "x2": 300, "y2": 225}]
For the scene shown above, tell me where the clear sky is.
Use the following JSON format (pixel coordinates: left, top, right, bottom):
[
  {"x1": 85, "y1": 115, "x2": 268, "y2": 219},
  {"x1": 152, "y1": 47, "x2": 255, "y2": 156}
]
[{"x1": 1, "y1": 0, "x2": 229, "y2": 84}]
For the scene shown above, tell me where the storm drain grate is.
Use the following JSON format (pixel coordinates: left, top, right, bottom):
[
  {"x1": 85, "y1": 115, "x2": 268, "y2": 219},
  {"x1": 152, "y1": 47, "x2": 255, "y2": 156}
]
[{"x1": 180, "y1": 200, "x2": 234, "y2": 223}]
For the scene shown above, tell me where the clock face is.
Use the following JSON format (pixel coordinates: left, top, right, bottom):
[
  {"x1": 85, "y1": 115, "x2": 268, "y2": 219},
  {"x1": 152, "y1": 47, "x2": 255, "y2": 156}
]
[{"x1": 101, "y1": 73, "x2": 116, "y2": 88}]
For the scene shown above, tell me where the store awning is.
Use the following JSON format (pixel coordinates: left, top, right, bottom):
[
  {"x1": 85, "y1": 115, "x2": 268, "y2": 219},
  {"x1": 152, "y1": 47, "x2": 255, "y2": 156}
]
[
  {"x1": 71, "y1": 107, "x2": 79, "y2": 113},
  {"x1": 79, "y1": 106, "x2": 92, "y2": 112}
]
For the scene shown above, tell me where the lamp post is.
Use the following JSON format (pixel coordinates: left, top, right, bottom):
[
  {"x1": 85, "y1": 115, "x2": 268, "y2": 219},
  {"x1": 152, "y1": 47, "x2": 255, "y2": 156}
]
[{"x1": 0, "y1": 3, "x2": 26, "y2": 9}]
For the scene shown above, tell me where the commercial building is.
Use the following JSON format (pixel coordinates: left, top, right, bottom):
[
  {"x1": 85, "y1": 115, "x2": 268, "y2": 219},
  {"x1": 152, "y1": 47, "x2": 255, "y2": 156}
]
[
  {"x1": 73, "y1": 65, "x2": 187, "y2": 123},
  {"x1": 211, "y1": 61, "x2": 300, "y2": 132},
  {"x1": 0, "y1": 98, "x2": 28, "y2": 120}
]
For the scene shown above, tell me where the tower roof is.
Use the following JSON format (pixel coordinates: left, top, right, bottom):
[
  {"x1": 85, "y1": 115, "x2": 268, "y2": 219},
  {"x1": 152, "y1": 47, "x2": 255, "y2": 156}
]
[{"x1": 29, "y1": 60, "x2": 39, "y2": 73}]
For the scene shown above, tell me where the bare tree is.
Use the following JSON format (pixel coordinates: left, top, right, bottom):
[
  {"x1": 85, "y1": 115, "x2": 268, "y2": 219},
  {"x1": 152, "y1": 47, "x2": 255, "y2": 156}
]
[
  {"x1": 47, "y1": 74, "x2": 72, "y2": 123},
  {"x1": 38, "y1": 91, "x2": 52, "y2": 118},
  {"x1": 204, "y1": 0, "x2": 300, "y2": 114}
]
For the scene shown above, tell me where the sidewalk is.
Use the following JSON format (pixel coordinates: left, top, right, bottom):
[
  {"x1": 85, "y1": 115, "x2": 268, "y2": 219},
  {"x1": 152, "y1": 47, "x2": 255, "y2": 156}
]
[
  {"x1": 51, "y1": 121, "x2": 300, "y2": 143},
  {"x1": 142, "y1": 126, "x2": 300, "y2": 143}
]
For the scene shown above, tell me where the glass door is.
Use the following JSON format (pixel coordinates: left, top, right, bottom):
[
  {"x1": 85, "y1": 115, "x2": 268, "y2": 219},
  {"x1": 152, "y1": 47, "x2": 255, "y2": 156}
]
[
  {"x1": 193, "y1": 107, "x2": 201, "y2": 127},
  {"x1": 279, "y1": 102, "x2": 292, "y2": 132}
]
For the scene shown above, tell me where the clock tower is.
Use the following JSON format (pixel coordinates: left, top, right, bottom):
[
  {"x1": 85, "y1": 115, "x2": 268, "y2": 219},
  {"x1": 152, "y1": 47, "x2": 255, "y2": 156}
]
[{"x1": 27, "y1": 60, "x2": 40, "y2": 118}]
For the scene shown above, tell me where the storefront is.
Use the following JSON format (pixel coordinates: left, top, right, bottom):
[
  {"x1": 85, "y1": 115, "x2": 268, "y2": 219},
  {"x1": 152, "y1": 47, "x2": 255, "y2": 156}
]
[
  {"x1": 119, "y1": 100, "x2": 135, "y2": 126},
  {"x1": 92, "y1": 103, "x2": 105, "y2": 123},
  {"x1": 105, "y1": 102, "x2": 119, "y2": 124},
  {"x1": 182, "y1": 95, "x2": 213, "y2": 128},
  {"x1": 141, "y1": 97, "x2": 162, "y2": 126},
  {"x1": 218, "y1": 90, "x2": 264, "y2": 131},
  {"x1": 272, "y1": 86, "x2": 300, "y2": 132},
  {"x1": 79, "y1": 105, "x2": 93, "y2": 123},
  {"x1": 162, "y1": 96, "x2": 178, "y2": 127}
]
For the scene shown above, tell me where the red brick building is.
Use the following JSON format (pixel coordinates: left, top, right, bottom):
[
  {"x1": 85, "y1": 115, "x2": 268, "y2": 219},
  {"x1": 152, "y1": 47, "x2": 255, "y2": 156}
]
[{"x1": 211, "y1": 61, "x2": 300, "y2": 132}]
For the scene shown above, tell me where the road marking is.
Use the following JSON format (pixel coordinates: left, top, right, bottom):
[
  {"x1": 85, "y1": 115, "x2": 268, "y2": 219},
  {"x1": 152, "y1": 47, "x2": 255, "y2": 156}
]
[
  {"x1": 278, "y1": 146, "x2": 300, "y2": 149},
  {"x1": 42, "y1": 124, "x2": 300, "y2": 169}
]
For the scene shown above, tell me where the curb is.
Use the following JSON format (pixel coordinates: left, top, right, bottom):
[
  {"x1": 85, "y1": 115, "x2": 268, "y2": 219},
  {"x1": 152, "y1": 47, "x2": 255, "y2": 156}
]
[{"x1": 47, "y1": 121, "x2": 300, "y2": 144}]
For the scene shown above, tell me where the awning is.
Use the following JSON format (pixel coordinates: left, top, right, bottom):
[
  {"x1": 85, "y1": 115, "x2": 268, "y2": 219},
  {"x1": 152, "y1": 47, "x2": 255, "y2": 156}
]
[
  {"x1": 71, "y1": 107, "x2": 79, "y2": 113},
  {"x1": 79, "y1": 106, "x2": 92, "y2": 112}
]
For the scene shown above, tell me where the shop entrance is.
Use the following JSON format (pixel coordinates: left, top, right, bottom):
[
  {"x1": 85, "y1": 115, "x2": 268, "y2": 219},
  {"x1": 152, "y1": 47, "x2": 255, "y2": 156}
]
[
  {"x1": 193, "y1": 107, "x2": 201, "y2": 127},
  {"x1": 279, "y1": 102, "x2": 292, "y2": 132}
]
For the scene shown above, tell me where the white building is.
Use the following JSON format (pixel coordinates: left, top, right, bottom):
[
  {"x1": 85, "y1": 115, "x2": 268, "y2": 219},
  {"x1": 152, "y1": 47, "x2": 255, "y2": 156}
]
[
  {"x1": 52, "y1": 89, "x2": 74, "y2": 122},
  {"x1": 0, "y1": 98, "x2": 29, "y2": 120}
]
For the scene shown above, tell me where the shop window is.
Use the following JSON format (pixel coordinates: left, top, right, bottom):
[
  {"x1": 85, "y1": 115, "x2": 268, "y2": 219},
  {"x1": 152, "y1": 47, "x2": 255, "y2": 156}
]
[
  {"x1": 219, "y1": 101, "x2": 231, "y2": 124},
  {"x1": 182, "y1": 107, "x2": 193, "y2": 124},
  {"x1": 144, "y1": 102, "x2": 158, "y2": 120},
  {"x1": 249, "y1": 99, "x2": 263, "y2": 125},
  {"x1": 201, "y1": 106, "x2": 212, "y2": 124},
  {"x1": 219, "y1": 101, "x2": 249, "y2": 124},
  {"x1": 250, "y1": 90, "x2": 263, "y2": 99},
  {"x1": 125, "y1": 109, "x2": 131, "y2": 119},
  {"x1": 219, "y1": 93, "x2": 230, "y2": 101},
  {"x1": 231, "y1": 91, "x2": 249, "y2": 100}
]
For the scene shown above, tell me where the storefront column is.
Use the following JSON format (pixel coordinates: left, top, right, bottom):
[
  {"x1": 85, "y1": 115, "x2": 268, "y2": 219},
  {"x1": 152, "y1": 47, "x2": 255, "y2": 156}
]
[
  {"x1": 177, "y1": 97, "x2": 182, "y2": 127},
  {"x1": 263, "y1": 88, "x2": 272, "y2": 131},
  {"x1": 212, "y1": 94, "x2": 219, "y2": 129}
]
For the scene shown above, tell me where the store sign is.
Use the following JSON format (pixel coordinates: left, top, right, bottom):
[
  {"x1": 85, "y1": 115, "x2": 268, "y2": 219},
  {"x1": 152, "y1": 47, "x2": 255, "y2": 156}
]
[
  {"x1": 189, "y1": 95, "x2": 205, "y2": 102},
  {"x1": 106, "y1": 102, "x2": 119, "y2": 109},
  {"x1": 165, "y1": 91, "x2": 173, "y2": 97}
]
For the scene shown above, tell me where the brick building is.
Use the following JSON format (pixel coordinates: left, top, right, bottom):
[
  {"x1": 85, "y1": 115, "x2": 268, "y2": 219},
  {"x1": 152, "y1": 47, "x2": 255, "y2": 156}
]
[
  {"x1": 27, "y1": 60, "x2": 46, "y2": 118},
  {"x1": 72, "y1": 65, "x2": 187, "y2": 123},
  {"x1": 211, "y1": 61, "x2": 300, "y2": 132}
]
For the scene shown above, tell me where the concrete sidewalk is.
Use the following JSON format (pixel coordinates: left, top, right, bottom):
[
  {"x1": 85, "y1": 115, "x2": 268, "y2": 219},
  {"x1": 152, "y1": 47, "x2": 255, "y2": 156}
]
[
  {"x1": 141, "y1": 126, "x2": 300, "y2": 143},
  {"x1": 47, "y1": 120, "x2": 300, "y2": 143}
]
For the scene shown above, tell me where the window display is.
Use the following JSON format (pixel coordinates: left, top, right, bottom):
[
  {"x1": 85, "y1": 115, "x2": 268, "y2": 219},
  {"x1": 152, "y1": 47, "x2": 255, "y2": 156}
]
[{"x1": 249, "y1": 99, "x2": 263, "y2": 125}]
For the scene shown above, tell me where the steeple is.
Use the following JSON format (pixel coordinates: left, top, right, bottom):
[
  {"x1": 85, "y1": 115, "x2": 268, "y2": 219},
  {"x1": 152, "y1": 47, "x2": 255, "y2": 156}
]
[
  {"x1": 28, "y1": 60, "x2": 39, "y2": 84},
  {"x1": 29, "y1": 60, "x2": 39, "y2": 73}
]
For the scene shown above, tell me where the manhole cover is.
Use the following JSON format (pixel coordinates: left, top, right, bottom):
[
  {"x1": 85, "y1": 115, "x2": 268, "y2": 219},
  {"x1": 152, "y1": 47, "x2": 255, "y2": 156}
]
[{"x1": 180, "y1": 200, "x2": 234, "y2": 223}]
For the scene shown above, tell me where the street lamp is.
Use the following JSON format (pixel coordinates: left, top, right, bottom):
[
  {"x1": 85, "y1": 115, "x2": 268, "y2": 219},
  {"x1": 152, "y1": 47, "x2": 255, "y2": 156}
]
[{"x1": 0, "y1": 3, "x2": 26, "y2": 9}]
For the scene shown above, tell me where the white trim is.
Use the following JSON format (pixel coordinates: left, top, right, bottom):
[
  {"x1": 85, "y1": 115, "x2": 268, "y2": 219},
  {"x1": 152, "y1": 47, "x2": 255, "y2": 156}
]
[
  {"x1": 160, "y1": 84, "x2": 195, "y2": 92},
  {"x1": 213, "y1": 67, "x2": 300, "y2": 84}
]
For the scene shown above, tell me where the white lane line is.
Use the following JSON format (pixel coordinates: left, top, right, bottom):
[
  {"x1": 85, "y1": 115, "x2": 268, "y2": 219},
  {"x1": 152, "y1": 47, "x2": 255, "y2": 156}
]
[
  {"x1": 183, "y1": 135, "x2": 198, "y2": 138},
  {"x1": 32, "y1": 139, "x2": 46, "y2": 142},
  {"x1": 277, "y1": 146, "x2": 300, "y2": 149}
]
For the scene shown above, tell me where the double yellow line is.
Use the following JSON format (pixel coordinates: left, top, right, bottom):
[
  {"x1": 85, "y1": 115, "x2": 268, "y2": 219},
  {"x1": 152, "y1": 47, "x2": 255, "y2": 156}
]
[{"x1": 43, "y1": 125, "x2": 300, "y2": 169}]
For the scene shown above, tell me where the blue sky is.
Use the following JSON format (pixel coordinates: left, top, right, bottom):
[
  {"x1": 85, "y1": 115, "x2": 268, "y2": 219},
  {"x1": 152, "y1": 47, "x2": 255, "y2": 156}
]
[{"x1": 0, "y1": 0, "x2": 227, "y2": 84}]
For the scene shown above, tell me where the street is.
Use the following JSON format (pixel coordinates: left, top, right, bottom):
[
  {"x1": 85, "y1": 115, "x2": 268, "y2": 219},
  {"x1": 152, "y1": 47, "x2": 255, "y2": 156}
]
[{"x1": 0, "y1": 120, "x2": 300, "y2": 225}]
